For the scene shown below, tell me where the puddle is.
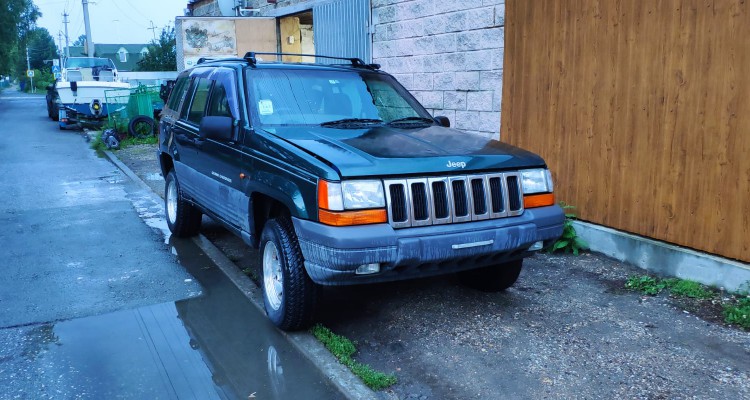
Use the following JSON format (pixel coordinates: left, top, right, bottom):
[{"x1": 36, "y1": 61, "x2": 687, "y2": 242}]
[{"x1": 0, "y1": 237, "x2": 342, "y2": 400}]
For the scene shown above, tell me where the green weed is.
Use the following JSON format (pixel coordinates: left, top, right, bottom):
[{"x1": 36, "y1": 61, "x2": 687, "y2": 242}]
[
  {"x1": 668, "y1": 279, "x2": 715, "y2": 299},
  {"x1": 723, "y1": 297, "x2": 750, "y2": 330},
  {"x1": 625, "y1": 275, "x2": 669, "y2": 295},
  {"x1": 546, "y1": 202, "x2": 588, "y2": 255},
  {"x1": 626, "y1": 275, "x2": 717, "y2": 299},
  {"x1": 89, "y1": 132, "x2": 106, "y2": 153},
  {"x1": 311, "y1": 324, "x2": 397, "y2": 390},
  {"x1": 118, "y1": 135, "x2": 158, "y2": 148}
]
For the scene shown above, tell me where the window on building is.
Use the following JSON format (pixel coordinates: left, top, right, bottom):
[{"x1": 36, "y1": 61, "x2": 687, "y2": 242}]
[{"x1": 118, "y1": 48, "x2": 127, "y2": 63}]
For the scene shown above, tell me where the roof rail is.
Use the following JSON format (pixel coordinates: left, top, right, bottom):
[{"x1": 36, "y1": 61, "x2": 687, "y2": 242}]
[
  {"x1": 197, "y1": 57, "x2": 247, "y2": 65},
  {"x1": 242, "y1": 52, "x2": 380, "y2": 70}
]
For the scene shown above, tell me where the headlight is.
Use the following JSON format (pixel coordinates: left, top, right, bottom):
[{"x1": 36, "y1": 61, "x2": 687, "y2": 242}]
[
  {"x1": 318, "y1": 179, "x2": 385, "y2": 211},
  {"x1": 521, "y1": 169, "x2": 553, "y2": 194},
  {"x1": 342, "y1": 180, "x2": 385, "y2": 209}
]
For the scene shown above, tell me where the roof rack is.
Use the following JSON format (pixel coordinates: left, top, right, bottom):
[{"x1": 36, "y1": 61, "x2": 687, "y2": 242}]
[
  {"x1": 242, "y1": 52, "x2": 380, "y2": 70},
  {"x1": 197, "y1": 57, "x2": 247, "y2": 65}
]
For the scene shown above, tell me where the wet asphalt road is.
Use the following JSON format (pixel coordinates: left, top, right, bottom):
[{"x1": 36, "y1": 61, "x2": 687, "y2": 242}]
[{"x1": 0, "y1": 91, "x2": 342, "y2": 399}]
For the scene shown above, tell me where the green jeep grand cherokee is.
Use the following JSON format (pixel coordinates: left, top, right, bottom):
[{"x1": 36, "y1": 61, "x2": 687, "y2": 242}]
[{"x1": 158, "y1": 53, "x2": 564, "y2": 330}]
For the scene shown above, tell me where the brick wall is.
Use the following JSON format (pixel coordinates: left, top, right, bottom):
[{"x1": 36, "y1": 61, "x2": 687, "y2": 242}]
[{"x1": 372, "y1": 0, "x2": 506, "y2": 139}]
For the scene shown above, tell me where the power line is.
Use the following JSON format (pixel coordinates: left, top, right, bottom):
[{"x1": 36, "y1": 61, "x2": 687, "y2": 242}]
[{"x1": 104, "y1": 0, "x2": 148, "y2": 29}]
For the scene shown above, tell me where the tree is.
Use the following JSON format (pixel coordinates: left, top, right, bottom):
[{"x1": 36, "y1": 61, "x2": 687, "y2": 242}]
[
  {"x1": 14, "y1": 27, "x2": 57, "y2": 92},
  {"x1": 136, "y1": 27, "x2": 176, "y2": 71},
  {"x1": 0, "y1": 0, "x2": 40, "y2": 75},
  {"x1": 26, "y1": 28, "x2": 58, "y2": 70},
  {"x1": 72, "y1": 34, "x2": 87, "y2": 47}
]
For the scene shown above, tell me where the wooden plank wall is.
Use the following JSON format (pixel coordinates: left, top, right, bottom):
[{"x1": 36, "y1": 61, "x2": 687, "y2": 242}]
[{"x1": 502, "y1": 0, "x2": 750, "y2": 262}]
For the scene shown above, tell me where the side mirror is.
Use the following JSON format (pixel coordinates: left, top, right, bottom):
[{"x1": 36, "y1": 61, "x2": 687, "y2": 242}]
[
  {"x1": 434, "y1": 116, "x2": 450, "y2": 127},
  {"x1": 199, "y1": 116, "x2": 234, "y2": 141}
]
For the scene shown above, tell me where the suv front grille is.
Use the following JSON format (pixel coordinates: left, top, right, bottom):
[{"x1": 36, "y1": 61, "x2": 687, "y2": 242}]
[{"x1": 383, "y1": 172, "x2": 524, "y2": 229}]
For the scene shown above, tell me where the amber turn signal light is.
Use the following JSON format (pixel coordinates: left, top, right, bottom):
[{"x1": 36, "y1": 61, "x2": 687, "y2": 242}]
[
  {"x1": 524, "y1": 193, "x2": 555, "y2": 208},
  {"x1": 318, "y1": 209, "x2": 387, "y2": 226}
]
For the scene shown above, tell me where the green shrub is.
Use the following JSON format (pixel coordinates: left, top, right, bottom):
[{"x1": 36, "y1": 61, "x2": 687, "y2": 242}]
[{"x1": 547, "y1": 202, "x2": 588, "y2": 255}]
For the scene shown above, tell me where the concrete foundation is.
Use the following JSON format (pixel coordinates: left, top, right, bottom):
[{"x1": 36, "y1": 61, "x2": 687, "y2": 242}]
[{"x1": 573, "y1": 221, "x2": 750, "y2": 293}]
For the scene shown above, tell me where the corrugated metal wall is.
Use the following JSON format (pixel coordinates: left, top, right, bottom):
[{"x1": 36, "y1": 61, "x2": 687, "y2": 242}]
[{"x1": 313, "y1": 0, "x2": 371, "y2": 62}]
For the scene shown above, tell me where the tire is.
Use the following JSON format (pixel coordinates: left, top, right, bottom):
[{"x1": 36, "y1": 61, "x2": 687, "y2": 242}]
[
  {"x1": 164, "y1": 170, "x2": 202, "y2": 237},
  {"x1": 260, "y1": 217, "x2": 318, "y2": 331},
  {"x1": 458, "y1": 259, "x2": 524, "y2": 292},
  {"x1": 128, "y1": 115, "x2": 155, "y2": 139}
]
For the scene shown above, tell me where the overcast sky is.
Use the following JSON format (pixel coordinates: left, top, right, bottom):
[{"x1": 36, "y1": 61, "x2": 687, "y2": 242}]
[{"x1": 35, "y1": 0, "x2": 187, "y2": 47}]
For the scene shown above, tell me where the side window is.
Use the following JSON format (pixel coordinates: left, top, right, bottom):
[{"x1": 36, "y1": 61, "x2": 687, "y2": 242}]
[
  {"x1": 187, "y1": 78, "x2": 212, "y2": 125},
  {"x1": 179, "y1": 79, "x2": 196, "y2": 120},
  {"x1": 207, "y1": 81, "x2": 233, "y2": 118},
  {"x1": 167, "y1": 77, "x2": 189, "y2": 111}
]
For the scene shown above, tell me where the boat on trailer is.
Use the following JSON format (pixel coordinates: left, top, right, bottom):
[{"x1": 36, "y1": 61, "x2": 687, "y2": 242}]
[{"x1": 52, "y1": 57, "x2": 130, "y2": 129}]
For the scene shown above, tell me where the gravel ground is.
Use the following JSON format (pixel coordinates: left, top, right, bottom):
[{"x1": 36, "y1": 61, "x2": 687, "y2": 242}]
[{"x1": 114, "y1": 143, "x2": 750, "y2": 400}]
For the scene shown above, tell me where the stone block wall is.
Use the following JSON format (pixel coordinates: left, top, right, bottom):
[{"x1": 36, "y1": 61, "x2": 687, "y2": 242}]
[
  {"x1": 372, "y1": 0, "x2": 506, "y2": 139},
  {"x1": 190, "y1": 0, "x2": 222, "y2": 17}
]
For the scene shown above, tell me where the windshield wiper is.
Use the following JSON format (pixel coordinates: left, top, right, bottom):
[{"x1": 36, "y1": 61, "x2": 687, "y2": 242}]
[
  {"x1": 387, "y1": 116, "x2": 436, "y2": 125},
  {"x1": 320, "y1": 118, "x2": 383, "y2": 127}
]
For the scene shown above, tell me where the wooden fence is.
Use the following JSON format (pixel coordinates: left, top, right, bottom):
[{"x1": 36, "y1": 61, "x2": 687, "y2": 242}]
[{"x1": 501, "y1": 0, "x2": 749, "y2": 262}]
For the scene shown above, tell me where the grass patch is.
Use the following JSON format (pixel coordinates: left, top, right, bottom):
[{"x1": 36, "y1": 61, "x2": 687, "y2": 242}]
[
  {"x1": 724, "y1": 297, "x2": 750, "y2": 330},
  {"x1": 311, "y1": 324, "x2": 397, "y2": 390},
  {"x1": 118, "y1": 135, "x2": 158, "y2": 148},
  {"x1": 625, "y1": 275, "x2": 669, "y2": 295},
  {"x1": 626, "y1": 276, "x2": 750, "y2": 331},
  {"x1": 668, "y1": 279, "x2": 715, "y2": 299},
  {"x1": 625, "y1": 275, "x2": 716, "y2": 299},
  {"x1": 89, "y1": 132, "x2": 107, "y2": 154}
]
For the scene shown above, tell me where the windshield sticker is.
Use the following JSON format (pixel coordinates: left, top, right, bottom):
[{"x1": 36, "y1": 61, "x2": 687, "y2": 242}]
[{"x1": 258, "y1": 99, "x2": 274, "y2": 115}]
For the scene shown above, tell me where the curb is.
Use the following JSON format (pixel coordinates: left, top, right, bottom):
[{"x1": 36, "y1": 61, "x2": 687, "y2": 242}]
[{"x1": 102, "y1": 149, "x2": 378, "y2": 400}]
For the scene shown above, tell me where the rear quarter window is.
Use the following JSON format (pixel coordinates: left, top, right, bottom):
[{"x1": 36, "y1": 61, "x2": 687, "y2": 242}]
[{"x1": 167, "y1": 77, "x2": 189, "y2": 112}]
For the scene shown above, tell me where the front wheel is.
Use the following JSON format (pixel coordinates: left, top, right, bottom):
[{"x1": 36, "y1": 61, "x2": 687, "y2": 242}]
[
  {"x1": 164, "y1": 169, "x2": 202, "y2": 237},
  {"x1": 458, "y1": 259, "x2": 523, "y2": 292},
  {"x1": 260, "y1": 217, "x2": 317, "y2": 331}
]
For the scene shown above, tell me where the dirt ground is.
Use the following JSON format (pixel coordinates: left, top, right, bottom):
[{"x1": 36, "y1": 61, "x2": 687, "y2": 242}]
[{"x1": 115, "y1": 143, "x2": 750, "y2": 400}]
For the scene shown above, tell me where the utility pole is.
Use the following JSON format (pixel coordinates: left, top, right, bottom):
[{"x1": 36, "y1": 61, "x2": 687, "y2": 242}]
[
  {"x1": 148, "y1": 20, "x2": 158, "y2": 42},
  {"x1": 58, "y1": 32, "x2": 64, "y2": 66},
  {"x1": 26, "y1": 47, "x2": 33, "y2": 93},
  {"x1": 82, "y1": 0, "x2": 94, "y2": 57},
  {"x1": 62, "y1": 12, "x2": 71, "y2": 58}
]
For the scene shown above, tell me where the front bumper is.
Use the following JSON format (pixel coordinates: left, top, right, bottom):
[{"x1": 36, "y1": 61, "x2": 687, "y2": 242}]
[{"x1": 292, "y1": 205, "x2": 564, "y2": 286}]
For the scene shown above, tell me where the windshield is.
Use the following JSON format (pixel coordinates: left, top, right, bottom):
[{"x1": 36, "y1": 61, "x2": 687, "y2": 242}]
[
  {"x1": 247, "y1": 69, "x2": 432, "y2": 126},
  {"x1": 65, "y1": 58, "x2": 115, "y2": 69}
]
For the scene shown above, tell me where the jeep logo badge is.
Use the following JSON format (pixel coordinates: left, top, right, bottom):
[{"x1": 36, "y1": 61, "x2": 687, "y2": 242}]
[{"x1": 446, "y1": 161, "x2": 467, "y2": 168}]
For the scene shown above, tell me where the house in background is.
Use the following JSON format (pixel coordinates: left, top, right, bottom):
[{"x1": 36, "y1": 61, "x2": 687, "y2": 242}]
[{"x1": 68, "y1": 44, "x2": 150, "y2": 72}]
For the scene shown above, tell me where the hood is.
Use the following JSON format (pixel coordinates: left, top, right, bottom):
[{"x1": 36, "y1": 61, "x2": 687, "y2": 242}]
[{"x1": 260, "y1": 124, "x2": 546, "y2": 178}]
